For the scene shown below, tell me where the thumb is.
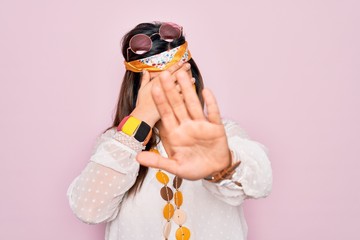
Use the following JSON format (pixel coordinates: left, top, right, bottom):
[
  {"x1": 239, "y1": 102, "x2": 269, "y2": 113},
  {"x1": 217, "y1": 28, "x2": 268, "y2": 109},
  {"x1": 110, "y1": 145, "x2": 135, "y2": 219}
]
[{"x1": 136, "y1": 151, "x2": 178, "y2": 174}]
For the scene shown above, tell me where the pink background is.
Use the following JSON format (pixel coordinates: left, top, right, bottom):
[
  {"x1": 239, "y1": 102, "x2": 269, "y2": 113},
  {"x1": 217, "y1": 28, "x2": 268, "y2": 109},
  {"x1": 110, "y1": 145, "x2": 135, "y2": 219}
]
[{"x1": 1, "y1": 0, "x2": 359, "y2": 239}]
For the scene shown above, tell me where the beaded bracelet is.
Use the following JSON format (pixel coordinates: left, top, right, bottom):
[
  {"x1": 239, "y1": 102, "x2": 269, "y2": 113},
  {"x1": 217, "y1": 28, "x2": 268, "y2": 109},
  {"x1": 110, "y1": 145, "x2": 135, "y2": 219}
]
[{"x1": 117, "y1": 116, "x2": 152, "y2": 146}]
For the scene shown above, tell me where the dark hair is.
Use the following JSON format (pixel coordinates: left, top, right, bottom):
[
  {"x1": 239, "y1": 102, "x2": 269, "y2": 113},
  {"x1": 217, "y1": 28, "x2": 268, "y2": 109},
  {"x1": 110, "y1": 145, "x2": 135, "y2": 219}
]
[{"x1": 106, "y1": 22, "x2": 204, "y2": 196}]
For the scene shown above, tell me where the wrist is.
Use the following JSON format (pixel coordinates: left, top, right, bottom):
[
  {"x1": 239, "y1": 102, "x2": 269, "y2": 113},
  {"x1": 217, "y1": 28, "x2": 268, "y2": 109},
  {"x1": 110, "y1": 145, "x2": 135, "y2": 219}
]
[
  {"x1": 130, "y1": 107, "x2": 158, "y2": 127},
  {"x1": 117, "y1": 115, "x2": 153, "y2": 145},
  {"x1": 204, "y1": 150, "x2": 241, "y2": 184},
  {"x1": 222, "y1": 149, "x2": 233, "y2": 171}
]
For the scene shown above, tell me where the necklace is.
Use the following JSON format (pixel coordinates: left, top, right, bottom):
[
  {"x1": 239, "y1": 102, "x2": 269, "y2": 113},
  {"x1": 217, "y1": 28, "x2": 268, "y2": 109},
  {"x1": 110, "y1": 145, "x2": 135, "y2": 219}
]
[{"x1": 150, "y1": 149, "x2": 191, "y2": 240}]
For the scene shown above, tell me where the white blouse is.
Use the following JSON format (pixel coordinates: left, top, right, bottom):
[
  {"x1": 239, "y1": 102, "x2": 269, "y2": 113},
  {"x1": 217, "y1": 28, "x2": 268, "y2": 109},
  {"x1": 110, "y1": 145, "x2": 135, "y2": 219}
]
[{"x1": 67, "y1": 119, "x2": 272, "y2": 240}]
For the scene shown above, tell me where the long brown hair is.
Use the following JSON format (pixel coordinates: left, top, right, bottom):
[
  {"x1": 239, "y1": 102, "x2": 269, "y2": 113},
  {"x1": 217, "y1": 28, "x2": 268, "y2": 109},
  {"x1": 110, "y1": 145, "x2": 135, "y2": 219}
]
[{"x1": 106, "y1": 22, "x2": 205, "y2": 195}]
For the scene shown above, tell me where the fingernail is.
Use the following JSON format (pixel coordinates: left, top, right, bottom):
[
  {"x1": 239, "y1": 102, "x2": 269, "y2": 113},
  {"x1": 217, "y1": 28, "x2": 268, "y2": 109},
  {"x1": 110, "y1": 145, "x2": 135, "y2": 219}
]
[
  {"x1": 178, "y1": 61, "x2": 184, "y2": 66},
  {"x1": 186, "y1": 63, "x2": 191, "y2": 70}
]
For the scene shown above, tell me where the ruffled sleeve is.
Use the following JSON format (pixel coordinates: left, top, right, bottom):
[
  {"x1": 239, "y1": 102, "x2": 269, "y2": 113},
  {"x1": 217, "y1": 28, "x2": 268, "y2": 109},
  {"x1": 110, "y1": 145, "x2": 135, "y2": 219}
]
[
  {"x1": 202, "y1": 119, "x2": 273, "y2": 206},
  {"x1": 67, "y1": 128, "x2": 143, "y2": 224}
]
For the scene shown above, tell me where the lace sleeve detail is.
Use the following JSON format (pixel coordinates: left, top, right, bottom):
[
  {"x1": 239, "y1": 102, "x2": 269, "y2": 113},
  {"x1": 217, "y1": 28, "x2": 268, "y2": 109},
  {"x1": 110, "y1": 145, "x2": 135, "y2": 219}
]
[
  {"x1": 67, "y1": 128, "x2": 143, "y2": 224},
  {"x1": 202, "y1": 119, "x2": 273, "y2": 206}
]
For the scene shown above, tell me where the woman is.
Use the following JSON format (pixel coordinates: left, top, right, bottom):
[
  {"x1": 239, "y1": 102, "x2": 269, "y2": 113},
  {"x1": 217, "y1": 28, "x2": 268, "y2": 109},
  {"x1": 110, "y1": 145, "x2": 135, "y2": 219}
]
[{"x1": 67, "y1": 21, "x2": 272, "y2": 240}]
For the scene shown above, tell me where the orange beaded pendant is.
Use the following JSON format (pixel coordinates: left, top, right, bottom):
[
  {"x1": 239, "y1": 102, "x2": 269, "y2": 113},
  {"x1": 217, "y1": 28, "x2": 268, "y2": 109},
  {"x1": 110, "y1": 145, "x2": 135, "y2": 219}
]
[
  {"x1": 152, "y1": 148, "x2": 191, "y2": 240},
  {"x1": 156, "y1": 171, "x2": 170, "y2": 184},
  {"x1": 176, "y1": 226, "x2": 191, "y2": 240},
  {"x1": 163, "y1": 203, "x2": 175, "y2": 220},
  {"x1": 174, "y1": 191, "x2": 183, "y2": 207}
]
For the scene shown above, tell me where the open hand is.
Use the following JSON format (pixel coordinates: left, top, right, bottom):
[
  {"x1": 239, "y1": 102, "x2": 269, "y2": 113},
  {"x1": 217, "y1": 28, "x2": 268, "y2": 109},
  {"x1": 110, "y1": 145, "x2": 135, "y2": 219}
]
[{"x1": 136, "y1": 70, "x2": 231, "y2": 180}]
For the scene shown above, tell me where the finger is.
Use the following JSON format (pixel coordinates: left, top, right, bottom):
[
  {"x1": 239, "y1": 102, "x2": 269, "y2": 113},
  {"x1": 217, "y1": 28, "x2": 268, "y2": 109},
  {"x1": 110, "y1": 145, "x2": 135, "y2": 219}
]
[
  {"x1": 175, "y1": 84, "x2": 181, "y2": 93},
  {"x1": 140, "y1": 70, "x2": 151, "y2": 89},
  {"x1": 173, "y1": 64, "x2": 192, "y2": 93},
  {"x1": 178, "y1": 76, "x2": 205, "y2": 120},
  {"x1": 151, "y1": 77, "x2": 179, "y2": 130},
  {"x1": 168, "y1": 62, "x2": 191, "y2": 81},
  {"x1": 202, "y1": 88, "x2": 222, "y2": 124},
  {"x1": 166, "y1": 61, "x2": 185, "y2": 75},
  {"x1": 136, "y1": 151, "x2": 179, "y2": 175},
  {"x1": 149, "y1": 62, "x2": 190, "y2": 85},
  {"x1": 160, "y1": 70, "x2": 190, "y2": 122}
]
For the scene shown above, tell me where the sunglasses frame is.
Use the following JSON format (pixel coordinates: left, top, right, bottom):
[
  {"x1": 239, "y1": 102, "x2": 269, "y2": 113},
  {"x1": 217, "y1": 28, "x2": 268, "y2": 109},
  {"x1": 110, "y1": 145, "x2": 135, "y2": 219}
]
[{"x1": 126, "y1": 22, "x2": 183, "y2": 62}]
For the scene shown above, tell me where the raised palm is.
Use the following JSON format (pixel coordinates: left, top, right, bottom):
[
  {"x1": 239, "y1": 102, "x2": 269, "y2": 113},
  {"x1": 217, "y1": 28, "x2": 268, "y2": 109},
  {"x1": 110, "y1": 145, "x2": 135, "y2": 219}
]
[{"x1": 136, "y1": 70, "x2": 230, "y2": 180}]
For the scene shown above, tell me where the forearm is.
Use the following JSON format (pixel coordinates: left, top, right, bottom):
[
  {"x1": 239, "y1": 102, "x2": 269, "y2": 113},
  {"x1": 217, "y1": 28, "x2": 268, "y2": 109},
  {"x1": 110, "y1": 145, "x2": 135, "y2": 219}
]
[
  {"x1": 67, "y1": 162, "x2": 137, "y2": 224},
  {"x1": 67, "y1": 128, "x2": 143, "y2": 224}
]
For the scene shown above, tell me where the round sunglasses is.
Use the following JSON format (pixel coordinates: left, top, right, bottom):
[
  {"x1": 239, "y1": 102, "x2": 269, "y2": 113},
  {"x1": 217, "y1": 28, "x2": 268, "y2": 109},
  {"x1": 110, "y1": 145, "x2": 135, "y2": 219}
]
[{"x1": 126, "y1": 22, "x2": 183, "y2": 61}]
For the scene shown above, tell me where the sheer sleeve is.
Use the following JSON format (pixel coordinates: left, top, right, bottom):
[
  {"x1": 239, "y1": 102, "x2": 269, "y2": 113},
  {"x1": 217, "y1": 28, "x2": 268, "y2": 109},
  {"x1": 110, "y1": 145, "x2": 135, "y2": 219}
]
[
  {"x1": 202, "y1": 119, "x2": 273, "y2": 206},
  {"x1": 67, "y1": 128, "x2": 143, "y2": 224}
]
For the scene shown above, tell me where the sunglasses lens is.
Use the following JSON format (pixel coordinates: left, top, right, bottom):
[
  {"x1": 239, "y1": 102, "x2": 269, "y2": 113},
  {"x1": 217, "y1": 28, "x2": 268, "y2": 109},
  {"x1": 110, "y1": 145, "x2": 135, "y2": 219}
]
[
  {"x1": 159, "y1": 23, "x2": 182, "y2": 42},
  {"x1": 129, "y1": 34, "x2": 152, "y2": 54}
]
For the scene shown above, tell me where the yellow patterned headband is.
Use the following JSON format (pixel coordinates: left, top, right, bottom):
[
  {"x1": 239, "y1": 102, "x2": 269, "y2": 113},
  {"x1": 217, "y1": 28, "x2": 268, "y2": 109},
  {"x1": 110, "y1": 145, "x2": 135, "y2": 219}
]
[{"x1": 124, "y1": 42, "x2": 191, "y2": 72}]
